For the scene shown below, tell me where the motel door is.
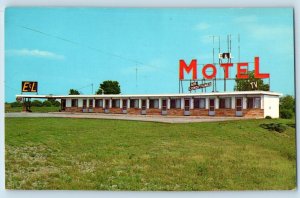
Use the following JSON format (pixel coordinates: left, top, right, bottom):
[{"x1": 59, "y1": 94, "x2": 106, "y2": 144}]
[
  {"x1": 82, "y1": 99, "x2": 87, "y2": 112},
  {"x1": 61, "y1": 99, "x2": 66, "y2": 111},
  {"x1": 236, "y1": 97, "x2": 243, "y2": 117},
  {"x1": 162, "y1": 99, "x2": 167, "y2": 115},
  {"x1": 209, "y1": 98, "x2": 215, "y2": 116},
  {"x1": 104, "y1": 99, "x2": 110, "y2": 113},
  {"x1": 184, "y1": 98, "x2": 190, "y2": 116},
  {"x1": 141, "y1": 99, "x2": 147, "y2": 115},
  {"x1": 122, "y1": 99, "x2": 127, "y2": 114}
]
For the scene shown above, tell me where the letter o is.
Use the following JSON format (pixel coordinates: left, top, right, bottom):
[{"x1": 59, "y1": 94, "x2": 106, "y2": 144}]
[{"x1": 202, "y1": 64, "x2": 217, "y2": 79}]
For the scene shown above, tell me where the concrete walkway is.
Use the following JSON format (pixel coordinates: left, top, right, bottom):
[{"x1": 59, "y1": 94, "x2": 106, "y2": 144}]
[{"x1": 5, "y1": 112, "x2": 255, "y2": 123}]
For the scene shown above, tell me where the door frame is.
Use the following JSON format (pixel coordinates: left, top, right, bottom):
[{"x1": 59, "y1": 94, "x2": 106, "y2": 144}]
[
  {"x1": 235, "y1": 97, "x2": 243, "y2": 117},
  {"x1": 184, "y1": 98, "x2": 190, "y2": 116},
  {"x1": 141, "y1": 99, "x2": 147, "y2": 115},
  {"x1": 208, "y1": 98, "x2": 215, "y2": 116},
  {"x1": 161, "y1": 99, "x2": 167, "y2": 115}
]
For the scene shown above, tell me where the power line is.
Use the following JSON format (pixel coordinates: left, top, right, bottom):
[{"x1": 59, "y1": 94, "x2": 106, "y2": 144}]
[{"x1": 17, "y1": 24, "x2": 160, "y2": 70}]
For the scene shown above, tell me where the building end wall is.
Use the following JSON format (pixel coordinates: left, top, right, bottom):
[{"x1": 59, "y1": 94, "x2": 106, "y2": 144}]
[{"x1": 263, "y1": 95, "x2": 280, "y2": 118}]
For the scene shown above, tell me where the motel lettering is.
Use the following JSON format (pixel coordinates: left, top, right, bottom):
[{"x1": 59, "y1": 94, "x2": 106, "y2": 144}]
[{"x1": 179, "y1": 57, "x2": 270, "y2": 80}]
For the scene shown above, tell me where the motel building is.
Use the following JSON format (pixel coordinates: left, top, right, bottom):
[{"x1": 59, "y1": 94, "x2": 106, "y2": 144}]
[{"x1": 16, "y1": 91, "x2": 281, "y2": 118}]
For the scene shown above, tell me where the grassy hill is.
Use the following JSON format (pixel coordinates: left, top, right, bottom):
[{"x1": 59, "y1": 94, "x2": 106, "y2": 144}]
[{"x1": 5, "y1": 117, "x2": 296, "y2": 190}]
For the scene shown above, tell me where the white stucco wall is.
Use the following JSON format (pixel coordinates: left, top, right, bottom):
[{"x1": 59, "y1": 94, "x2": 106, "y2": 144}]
[
  {"x1": 66, "y1": 99, "x2": 71, "y2": 107},
  {"x1": 215, "y1": 98, "x2": 219, "y2": 109},
  {"x1": 231, "y1": 96, "x2": 235, "y2": 109},
  {"x1": 120, "y1": 99, "x2": 123, "y2": 108},
  {"x1": 181, "y1": 98, "x2": 184, "y2": 109},
  {"x1": 138, "y1": 99, "x2": 142, "y2": 108},
  {"x1": 146, "y1": 99, "x2": 149, "y2": 109},
  {"x1": 78, "y1": 99, "x2": 83, "y2": 107},
  {"x1": 190, "y1": 98, "x2": 194, "y2": 109},
  {"x1": 242, "y1": 97, "x2": 247, "y2": 109},
  {"x1": 205, "y1": 98, "x2": 209, "y2": 109},
  {"x1": 167, "y1": 99, "x2": 170, "y2": 109},
  {"x1": 263, "y1": 95, "x2": 280, "y2": 118}
]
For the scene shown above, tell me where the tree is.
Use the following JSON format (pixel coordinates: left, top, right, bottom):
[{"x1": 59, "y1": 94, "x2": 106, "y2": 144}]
[
  {"x1": 47, "y1": 98, "x2": 61, "y2": 107},
  {"x1": 31, "y1": 100, "x2": 43, "y2": 107},
  {"x1": 10, "y1": 101, "x2": 22, "y2": 108},
  {"x1": 69, "y1": 89, "x2": 80, "y2": 95},
  {"x1": 234, "y1": 71, "x2": 269, "y2": 91},
  {"x1": 279, "y1": 95, "x2": 295, "y2": 119},
  {"x1": 96, "y1": 80, "x2": 121, "y2": 94},
  {"x1": 42, "y1": 100, "x2": 52, "y2": 107},
  {"x1": 280, "y1": 95, "x2": 295, "y2": 111}
]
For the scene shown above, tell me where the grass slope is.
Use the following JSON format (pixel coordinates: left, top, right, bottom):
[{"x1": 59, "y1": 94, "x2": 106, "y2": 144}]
[{"x1": 5, "y1": 117, "x2": 296, "y2": 190}]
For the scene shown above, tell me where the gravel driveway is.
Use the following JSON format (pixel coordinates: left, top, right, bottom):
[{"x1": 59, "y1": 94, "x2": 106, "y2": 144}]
[{"x1": 5, "y1": 112, "x2": 255, "y2": 123}]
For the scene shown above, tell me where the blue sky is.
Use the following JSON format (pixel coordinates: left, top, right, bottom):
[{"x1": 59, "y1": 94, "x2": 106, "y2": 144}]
[{"x1": 5, "y1": 8, "x2": 294, "y2": 102}]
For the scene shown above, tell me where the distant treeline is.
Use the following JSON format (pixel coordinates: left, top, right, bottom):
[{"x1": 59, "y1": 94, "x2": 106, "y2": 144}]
[{"x1": 7, "y1": 99, "x2": 61, "y2": 108}]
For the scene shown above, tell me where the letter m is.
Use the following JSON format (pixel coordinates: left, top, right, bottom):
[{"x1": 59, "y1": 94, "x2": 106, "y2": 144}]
[{"x1": 179, "y1": 59, "x2": 197, "y2": 80}]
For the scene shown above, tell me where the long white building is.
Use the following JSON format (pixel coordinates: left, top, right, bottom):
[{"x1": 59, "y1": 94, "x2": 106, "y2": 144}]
[{"x1": 16, "y1": 91, "x2": 282, "y2": 118}]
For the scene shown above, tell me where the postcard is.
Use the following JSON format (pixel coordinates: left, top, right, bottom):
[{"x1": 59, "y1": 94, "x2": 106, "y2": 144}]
[{"x1": 5, "y1": 8, "x2": 295, "y2": 190}]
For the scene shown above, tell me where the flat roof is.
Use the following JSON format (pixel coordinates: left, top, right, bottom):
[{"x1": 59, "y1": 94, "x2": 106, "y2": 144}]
[{"x1": 16, "y1": 91, "x2": 282, "y2": 99}]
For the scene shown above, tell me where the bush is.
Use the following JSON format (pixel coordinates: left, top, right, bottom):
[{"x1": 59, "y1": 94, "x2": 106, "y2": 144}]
[
  {"x1": 52, "y1": 100, "x2": 61, "y2": 107},
  {"x1": 265, "y1": 116, "x2": 272, "y2": 119},
  {"x1": 280, "y1": 95, "x2": 295, "y2": 112},
  {"x1": 259, "y1": 123, "x2": 287, "y2": 133},
  {"x1": 31, "y1": 100, "x2": 43, "y2": 107},
  {"x1": 10, "y1": 101, "x2": 22, "y2": 107},
  {"x1": 280, "y1": 109, "x2": 293, "y2": 119},
  {"x1": 42, "y1": 100, "x2": 52, "y2": 107},
  {"x1": 286, "y1": 123, "x2": 295, "y2": 128}
]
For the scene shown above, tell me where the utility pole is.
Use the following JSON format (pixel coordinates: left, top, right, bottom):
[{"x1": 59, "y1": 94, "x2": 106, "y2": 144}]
[{"x1": 209, "y1": 35, "x2": 219, "y2": 92}]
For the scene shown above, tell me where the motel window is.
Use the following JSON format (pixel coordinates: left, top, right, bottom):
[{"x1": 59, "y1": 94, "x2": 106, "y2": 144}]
[
  {"x1": 89, "y1": 99, "x2": 93, "y2": 108},
  {"x1": 194, "y1": 98, "x2": 205, "y2": 109},
  {"x1": 71, "y1": 99, "x2": 78, "y2": 107},
  {"x1": 219, "y1": 98, "x2": 231, "y2": 109},
  {"x1": 149, "y1": 99, "x2": 159, "y2": 109},
  {"x1": 170, "y1": 99, "x2": 181, "y2": 109},
  {"x1": 112, "y1": 99, "x2": 120, "y2": 108},
  {"x1": 130, "y1": 99, "x2": 139, "y2": 108},
  {"x1": 95, "y1": 99, "x2": 103, "y2": 108},
  {"x1": 247, "y1": 97, "x2": 261, "y2": 109}
]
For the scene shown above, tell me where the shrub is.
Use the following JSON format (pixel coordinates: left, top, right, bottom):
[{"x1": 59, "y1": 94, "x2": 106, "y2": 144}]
[
  {"x1": 31, "y1": 100, "x2": 43, "y2": 107},
  {"x1": 10, "y1": 101, "x2": 22, "y2": 107},
  {"x1": 265, "y1": 116, "x2": 272, "y2": 119},
  {"x1": 286, "y1": 123, "x2": 295, "y2": 128},
  {"x1": 259, "y1": 123, "x2": 287, "y2": 133},
  {"x1": 42, "y1": 100, "x2": 52, "y2": 107},
  {"x1": 280, "y1": 109, "x2": 293, "y2": 119},
  {"x1": 280, "y1": 95, "x2": 295, "y2": 112},
  {"x1": 52, "y1": 100, "x2": 61, "y2": 107}
]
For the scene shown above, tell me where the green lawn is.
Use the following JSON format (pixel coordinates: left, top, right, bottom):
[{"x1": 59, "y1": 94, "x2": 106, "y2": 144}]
[{"x1": 5, "y1": 117, "x2": 296, "y2": 190}]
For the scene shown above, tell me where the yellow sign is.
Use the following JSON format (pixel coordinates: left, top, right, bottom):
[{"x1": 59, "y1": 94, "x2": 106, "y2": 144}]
[{"x1": 22, "y1": 81, "x2": 38, "y2": 92}]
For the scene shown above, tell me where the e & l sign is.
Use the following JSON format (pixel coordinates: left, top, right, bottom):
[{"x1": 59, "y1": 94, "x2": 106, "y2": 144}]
[{"x1": 22, "y1": 81, "x2": 38, "y2": 92}]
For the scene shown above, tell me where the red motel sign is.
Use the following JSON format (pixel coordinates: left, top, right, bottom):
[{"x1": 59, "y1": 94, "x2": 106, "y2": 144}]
[{"x1": 179, "y1": 57, "x2": 270, "y2": 80}]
